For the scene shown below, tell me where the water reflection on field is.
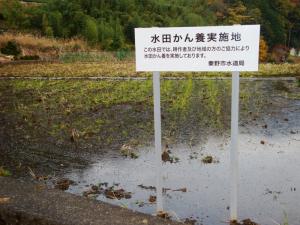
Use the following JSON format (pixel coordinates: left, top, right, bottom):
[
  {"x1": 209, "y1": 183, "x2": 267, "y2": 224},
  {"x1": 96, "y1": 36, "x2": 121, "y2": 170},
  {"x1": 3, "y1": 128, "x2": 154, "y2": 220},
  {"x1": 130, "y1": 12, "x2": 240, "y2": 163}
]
[
  {"x1": 0, "y1": 78, "x2": 299, "y2": 225},
  {"x1": 65, "y1": 79, "x2": 300, "y2": 225}
]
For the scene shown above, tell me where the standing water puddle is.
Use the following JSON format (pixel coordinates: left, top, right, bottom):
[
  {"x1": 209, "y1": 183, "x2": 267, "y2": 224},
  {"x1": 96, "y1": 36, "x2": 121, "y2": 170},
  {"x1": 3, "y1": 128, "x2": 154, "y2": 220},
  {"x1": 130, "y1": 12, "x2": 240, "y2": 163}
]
[
  {"x1": 1, "y1": 78, "x2": 299, "y2": 225},
  {"x1": 64, "y1": 79, "x2": 300, "y2": 225}
]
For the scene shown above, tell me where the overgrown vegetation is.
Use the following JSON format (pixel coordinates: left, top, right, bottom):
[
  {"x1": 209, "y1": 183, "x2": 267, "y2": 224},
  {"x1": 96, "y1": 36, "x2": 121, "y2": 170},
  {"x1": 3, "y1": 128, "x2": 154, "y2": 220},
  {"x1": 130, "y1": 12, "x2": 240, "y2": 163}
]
[
  {"x1": 0, "y1": 167, "x2": 11, "y2": 176},
  {"x1": 0, "y1": 40, "x2": 21, "y2": 56},
  {"x1": 0, "y1": 0, "x2": 299, "y2": 51},
  {"x1": 0, "y1": 62, "x2": 299, "y2": 78},
  {"x1": 0, "y1": 32, "x2": 88, "y2": 60},
  {"x1": 0, "y1": 78, "x2": 268, "y2": 153}
]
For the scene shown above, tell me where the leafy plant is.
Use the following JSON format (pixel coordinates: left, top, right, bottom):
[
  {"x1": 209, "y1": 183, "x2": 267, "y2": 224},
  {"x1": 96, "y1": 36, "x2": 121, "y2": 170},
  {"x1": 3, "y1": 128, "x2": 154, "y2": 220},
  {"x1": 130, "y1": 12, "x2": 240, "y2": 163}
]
[
  {"x1": 0, "y1": 40, "x2": 21, "y2": 56},
  {"x1": 282, "y1": 211, "x2": 289, "y2": 225},
  {"x1": 115, "y1": 50, "x2": 130, "y2": 60},
  {"x1": 0, "y1": 167, "x2": 12, "y2": 177}
]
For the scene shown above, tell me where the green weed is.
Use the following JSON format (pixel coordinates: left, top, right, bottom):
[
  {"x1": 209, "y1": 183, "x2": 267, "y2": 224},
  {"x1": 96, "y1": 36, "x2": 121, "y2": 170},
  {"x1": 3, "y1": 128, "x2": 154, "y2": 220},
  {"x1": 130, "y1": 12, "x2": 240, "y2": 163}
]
[{"x1": 0, "y1": 167, "x2": 12, "y2": 177}]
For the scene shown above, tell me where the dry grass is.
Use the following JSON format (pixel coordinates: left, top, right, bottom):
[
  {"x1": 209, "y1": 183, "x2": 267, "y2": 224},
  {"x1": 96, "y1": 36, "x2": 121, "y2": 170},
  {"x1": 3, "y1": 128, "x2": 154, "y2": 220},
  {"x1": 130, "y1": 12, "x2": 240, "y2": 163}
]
[
  {"x1": 0, "y1": 32, "x2": 89, "y2": 59},
  {"x1": 0, "y1": 62, "x2": 299, "y2": 78},
  {"x1": 0, "y1": 61, "x2": 140, "y2": 77},
  {"x1": 19, "y1": 1, "x2": 44, "y2": 7}
]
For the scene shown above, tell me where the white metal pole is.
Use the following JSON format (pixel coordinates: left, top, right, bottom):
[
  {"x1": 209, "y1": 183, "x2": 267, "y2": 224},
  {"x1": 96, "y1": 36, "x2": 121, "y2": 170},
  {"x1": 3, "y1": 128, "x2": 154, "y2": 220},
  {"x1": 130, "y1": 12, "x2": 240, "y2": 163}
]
[
  {"x1": 153, "y1": 71, "x2": 163, "y2": 212},
  {"x1": 230, "y1": 71, "x2": 240, "y2": 221}
]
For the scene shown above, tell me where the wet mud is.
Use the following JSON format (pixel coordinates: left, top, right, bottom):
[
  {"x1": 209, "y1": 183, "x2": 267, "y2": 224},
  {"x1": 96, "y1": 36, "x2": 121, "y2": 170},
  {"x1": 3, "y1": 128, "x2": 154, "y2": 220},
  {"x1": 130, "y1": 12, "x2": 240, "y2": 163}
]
[{"x1": 0, "y1": 78, "x2": 299, "y2": 225}]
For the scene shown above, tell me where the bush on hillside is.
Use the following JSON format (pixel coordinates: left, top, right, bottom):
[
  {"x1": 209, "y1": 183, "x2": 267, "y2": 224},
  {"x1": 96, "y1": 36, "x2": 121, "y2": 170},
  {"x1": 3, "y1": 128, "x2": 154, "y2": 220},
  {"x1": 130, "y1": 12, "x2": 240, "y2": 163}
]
[
  {"x1": 0, "y1": 40, "x2": 21, "y2": 56},
  {"x1": 19, "y1": 55, "x2": 40, "y2": 60}
]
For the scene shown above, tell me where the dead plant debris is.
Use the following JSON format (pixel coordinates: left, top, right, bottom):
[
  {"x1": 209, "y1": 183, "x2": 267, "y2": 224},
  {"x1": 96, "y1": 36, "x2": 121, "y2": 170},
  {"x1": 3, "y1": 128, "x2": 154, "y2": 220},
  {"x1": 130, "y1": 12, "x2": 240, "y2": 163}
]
[
  {"x1": 162, "y1": 149, "x2": 179, "y2": 163},
  {"x1": 55, "y1": 178, "x2": 75, "y2": 191},
  {"x1": 120, "y1": 144, "x2": 139, "y2": 159},
  {"x1": 230, "y1": 219, "x2": 260, "y2": 225},
  {"x1": 184, "y1": 218, "x2": 197, "y2": 225},
  {"x1": 156, "y1": 211, "x2": 171, "y2": 220},
  {"x1": 202, "y1": 155, "x2": 213, "y2": 164},
  {"x1": 173, "y1": 187, "x2": 187, "y2": 193},
  {"x1": 138, "y1": 184, "x2": 156, "y2": 191},
  {"x1": 148, "y1": 195, "x2": 156, "y2": 203},
  {"x1": 83, "y1": 183, "x2": 132, "y2": 200},
  {"x1": 28, "y1": 167, "x2": 49, "y2": 181},
  {"x1": 104, "y1": 187, "x2": 131, "y2": 200},
  {"x1": 0, "y1": 197, "x2": 10, "y2": 204}
]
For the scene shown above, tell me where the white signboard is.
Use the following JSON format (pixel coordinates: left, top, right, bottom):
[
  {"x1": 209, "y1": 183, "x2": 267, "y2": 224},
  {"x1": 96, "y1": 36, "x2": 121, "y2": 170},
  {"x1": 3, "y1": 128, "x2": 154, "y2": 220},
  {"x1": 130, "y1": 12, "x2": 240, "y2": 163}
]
[{"x1": 135, "y1": 25, "x2": 260, "y2": 72}]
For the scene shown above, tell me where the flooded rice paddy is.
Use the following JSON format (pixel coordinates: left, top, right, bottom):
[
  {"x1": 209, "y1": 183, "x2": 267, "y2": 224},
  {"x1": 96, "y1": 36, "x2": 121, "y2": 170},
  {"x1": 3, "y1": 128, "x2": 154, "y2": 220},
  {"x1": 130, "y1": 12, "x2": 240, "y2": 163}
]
[{"x1": 0, "y1": 78, "x2": 299, "y2": 225}]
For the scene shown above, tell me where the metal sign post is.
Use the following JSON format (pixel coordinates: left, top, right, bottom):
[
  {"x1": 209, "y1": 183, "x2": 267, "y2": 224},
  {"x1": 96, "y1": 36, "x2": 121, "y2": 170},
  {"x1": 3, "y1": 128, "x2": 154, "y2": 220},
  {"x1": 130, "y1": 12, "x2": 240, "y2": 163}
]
[
  {"x1": 230, "y1": 71, "x2": 240, "y2": 221},
  {"x1": 153, "y1": 71, "x2": 163, "y2": 212}
]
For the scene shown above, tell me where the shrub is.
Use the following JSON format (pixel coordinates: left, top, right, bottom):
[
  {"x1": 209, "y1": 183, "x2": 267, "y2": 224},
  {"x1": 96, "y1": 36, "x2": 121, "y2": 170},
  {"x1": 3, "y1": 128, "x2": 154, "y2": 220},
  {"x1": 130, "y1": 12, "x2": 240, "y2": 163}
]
[
  {"x1": 115, "y1": 50, "x2": 128, "y2": 60},
  {"x1": 259, "y1": 36, "x2": 268, "y2": 62},
  {"x1": 0, "y1": 167, "x2": 11, "y2": 177},
  {"x1": 0, "y1": 40, "x2": 21, "y2": 56},
  {"x1": 19, "y1": 55, "x2": 40, "y2": 60},
  {"x1": 115, "y1": 49, "x2": 133, "y2": 60},
  {"x1": 270, "y1": 45, "x2": 289, "y2": 63},
  {"x1": 83, "y1": 17, "x2": 98, "y2": 44}
]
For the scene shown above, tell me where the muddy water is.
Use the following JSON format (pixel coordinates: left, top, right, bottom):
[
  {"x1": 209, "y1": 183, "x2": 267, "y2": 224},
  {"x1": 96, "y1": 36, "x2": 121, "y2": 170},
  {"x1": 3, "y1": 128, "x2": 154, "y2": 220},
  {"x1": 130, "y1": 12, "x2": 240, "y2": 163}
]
[
  {"x1": 0, "y1": 78, "x2": 299, "y2": 225},
  {"x1": 65, "y1": 79, "x2": 300, "y2": 225}
]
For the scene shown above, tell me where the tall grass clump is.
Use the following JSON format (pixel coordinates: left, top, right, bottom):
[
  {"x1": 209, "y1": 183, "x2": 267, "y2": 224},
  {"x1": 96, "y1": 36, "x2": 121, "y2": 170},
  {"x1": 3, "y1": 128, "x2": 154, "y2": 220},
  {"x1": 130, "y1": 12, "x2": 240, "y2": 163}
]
[
  {"x1": 0, "y1": 32, "x2": 89, "y2": 59},
  {"x1": 59, "y1": 52, "x2": 114, "y2": 63}
]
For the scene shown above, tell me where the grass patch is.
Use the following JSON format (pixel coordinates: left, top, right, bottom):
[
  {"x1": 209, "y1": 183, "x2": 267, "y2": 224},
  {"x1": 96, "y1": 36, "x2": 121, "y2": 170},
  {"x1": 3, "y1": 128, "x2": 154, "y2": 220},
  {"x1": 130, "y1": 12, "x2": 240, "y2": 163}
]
[
  {"x1": 0, "y1": 167, "x2": 11, "y2": 177},
  {"x1": 0, "y1": 78, "x2": 271, "y2": 150},
  {"x1": 0, "y1": 32, "x2": 89, "y2": 60},
  {"x1": 59, "y1": 51, "x2": 133, "y2": 63},
  {"x1": 0, "y1": 62, "x2": 299, "y2": 78}
]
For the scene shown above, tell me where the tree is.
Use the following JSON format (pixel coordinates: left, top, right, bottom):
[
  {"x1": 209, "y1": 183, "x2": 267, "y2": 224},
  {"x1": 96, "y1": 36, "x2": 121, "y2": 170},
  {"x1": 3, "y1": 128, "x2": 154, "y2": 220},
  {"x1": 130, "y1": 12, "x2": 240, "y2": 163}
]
[
  {"x1": 1, "y1": 0, "x2": 26, "y2": 28},
  {"x1": 83, "y1": 16, "x2": 98, "y2": 45},
  {"x1": 259, "y1": 36, "x2": 268, "y2": 62},
  {"x1": 42, "y1": 14, "x2": 53, "y2": 37},
  {"x1": 110, "y1": 18, "x2": 125, "y2": 50},
  {"x1": 226, "y1": 1, "x2": 252, "y2": 24},
  {"x1": 1, "y1": 0, "x2": 300, "y2": 51},
  {"x1": 246, "y1": 0, "x2": 287, "y2": 48},
  {"x1": 1, "y1": 40, "x2": 21, "y2": 56},
  {"x1": 124, "y1": 14, "x2": 142, "y2": 43},
  {"x1": 48, "y1": 11, "x2": 63, "y2": 37}
]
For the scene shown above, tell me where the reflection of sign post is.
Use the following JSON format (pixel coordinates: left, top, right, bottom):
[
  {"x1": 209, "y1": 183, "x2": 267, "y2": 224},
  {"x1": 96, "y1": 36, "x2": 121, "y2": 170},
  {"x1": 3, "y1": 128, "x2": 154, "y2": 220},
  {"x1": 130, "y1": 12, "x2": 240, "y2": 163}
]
[{"x1": 135, "y1": 25, "x2": 260, "y2": 221}]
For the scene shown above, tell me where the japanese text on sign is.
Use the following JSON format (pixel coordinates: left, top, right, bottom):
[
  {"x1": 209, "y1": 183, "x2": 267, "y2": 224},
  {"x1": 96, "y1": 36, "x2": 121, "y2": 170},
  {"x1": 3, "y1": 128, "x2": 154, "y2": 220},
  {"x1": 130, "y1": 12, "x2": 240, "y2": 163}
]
[
  {"x1": 135, "y1": 25, "x2": 260, "y2": 72},
  {"x1": 150, "y1": 32, "x2": 242, "y2": 43}
]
